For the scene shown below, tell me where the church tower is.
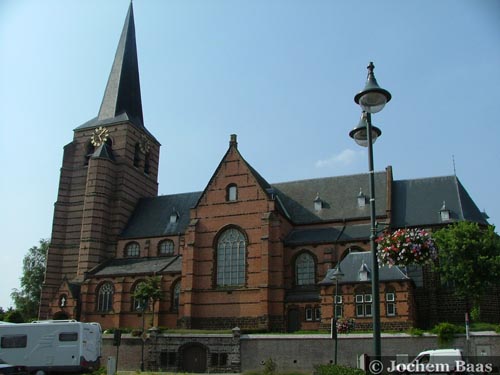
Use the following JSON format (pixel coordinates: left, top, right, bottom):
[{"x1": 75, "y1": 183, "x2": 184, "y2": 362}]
[{"x1": 40, "y1": 3, "x2": 159, "y2": 319}]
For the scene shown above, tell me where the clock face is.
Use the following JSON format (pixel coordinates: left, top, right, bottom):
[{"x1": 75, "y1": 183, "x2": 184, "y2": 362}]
[
  {"x1": 91, "y1": 126, "x2": 109, "y2": 147},
  {"x1": 139, "y1": 134, "x2": 151, "y2": 154}
]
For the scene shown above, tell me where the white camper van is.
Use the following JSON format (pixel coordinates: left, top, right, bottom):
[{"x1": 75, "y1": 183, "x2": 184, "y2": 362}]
[{"x1": 0, "y1": 320, "x2": 102, "y2": 374}]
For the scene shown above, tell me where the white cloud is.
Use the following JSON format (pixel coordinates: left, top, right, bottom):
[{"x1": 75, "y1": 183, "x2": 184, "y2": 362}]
[{"x1": 315, "y1": 148, "x2": 365, "y2": 168}]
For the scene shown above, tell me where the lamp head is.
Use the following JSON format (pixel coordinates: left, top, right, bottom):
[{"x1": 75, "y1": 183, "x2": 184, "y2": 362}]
[
  {"x1": 349, "y1": 112, "x2": 382, "y2": 147},
  {"x1": 354, "y1": 62, "x2": 392, "y2": 114}
]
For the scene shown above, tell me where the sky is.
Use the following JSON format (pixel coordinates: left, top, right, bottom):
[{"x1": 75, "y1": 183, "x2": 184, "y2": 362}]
[{"x1": 1, "y1": 0, "x2": 499, "y2": 310}]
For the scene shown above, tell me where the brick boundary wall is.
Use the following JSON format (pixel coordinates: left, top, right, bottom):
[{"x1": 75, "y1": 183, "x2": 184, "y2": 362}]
[{"x1": 102, "y1": 332, "x2": 500, "y2": 373}]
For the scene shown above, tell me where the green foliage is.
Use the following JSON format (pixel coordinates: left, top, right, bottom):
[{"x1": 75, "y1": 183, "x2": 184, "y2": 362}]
[
  {"x1": 433, "y1": 222, "x2": 500, "y2": 306},
  {"x1": 263, "y1": 358, "x2": 277, "y2": 375},
  {"x1": 133, "y1": 276, "x2": 163, "y2": 309},
  {"x1": 314, "y1": 364, "x2": 365, "y2": 375},
  {"x1": 432, "y1": 322, "x2": 462, "y2": 347},
  {"x1": 4, "y1": 309, "x2": 24, "y2": 323},
  {"x1": 89, "y1": 366, "x2": 107, "y2": 375},
  {"x1": 408, "y1": 327, "x2": 424, "y2": 336},
  {"x1": 470, "y1": 305, "x2": 481, "y2": 322},
  {"x1": 11, "y1": 239, "x2": 49, "y2": 321}
]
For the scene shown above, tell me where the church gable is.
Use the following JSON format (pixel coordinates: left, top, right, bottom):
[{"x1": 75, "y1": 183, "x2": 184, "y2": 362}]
[{"x1": 194, "y1": 134, "x2": 273, "y2": 218}]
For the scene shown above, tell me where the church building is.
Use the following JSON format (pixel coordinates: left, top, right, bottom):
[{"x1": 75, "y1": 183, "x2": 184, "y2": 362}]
[{"x1": 39, "y1": 3, "x2": 495, "y2": 332}]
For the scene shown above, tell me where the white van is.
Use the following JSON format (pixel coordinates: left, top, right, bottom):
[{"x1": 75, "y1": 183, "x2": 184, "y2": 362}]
[
  {"x1": 410, "y1": 349, "x2": 464, "y2": 373},
  {"x1": 0, "y1": 320, "x2": 102, "y2": 375}
]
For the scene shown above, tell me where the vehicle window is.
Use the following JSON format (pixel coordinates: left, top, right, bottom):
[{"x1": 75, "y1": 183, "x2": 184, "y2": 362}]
[
  {"x1": 59, "y1": 332, "x2": 78, "y2": 341},
  {"x1": 1, "y1": 335, "x2": 28, "y2": 348}
]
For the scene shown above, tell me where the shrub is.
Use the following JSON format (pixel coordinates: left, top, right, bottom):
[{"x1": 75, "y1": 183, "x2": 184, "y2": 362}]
[
  {"x1": 432, "y1": 323, "x2": 460, "y2": 347},
  {"x1": 263, "y1": 358, "x2": 277, "y2": 375},
  {"x1": 408, "y1": 327, "x2": 424, "y2": 336},
  {"x1": 314, "y1": 364, "x2": 365, "y2": 375}
]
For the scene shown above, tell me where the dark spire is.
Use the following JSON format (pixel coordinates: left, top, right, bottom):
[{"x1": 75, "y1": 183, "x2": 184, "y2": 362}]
[{"x1": 97, "y1": 2, "x2": 144, "y2": 127}]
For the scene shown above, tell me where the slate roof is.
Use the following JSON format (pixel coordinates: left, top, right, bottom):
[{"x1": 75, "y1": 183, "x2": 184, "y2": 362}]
[
  {"x1": 121, "y1": 192, "x2": 202, "y2": 239},
  {"x1": 392, "y1": 175, "x2": 488, "y2": 228},
  {"x1": 273, "y1": 172, "x2": 387, "y2": 224},
  {"x1": 319, "y1": 251, "x2": 410, "y2": 286},
  {"x1": 284, "y1": 224, "x2": 371, "y2": 246},
  {"x1": 75, "y1": 2, "x2": 154, "y2": 140},
  {"x1": 90, "y1": 256, "x2": 182, "y2": 277}
]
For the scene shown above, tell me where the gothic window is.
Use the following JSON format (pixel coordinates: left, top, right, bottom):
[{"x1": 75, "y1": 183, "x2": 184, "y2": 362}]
[
  {"x1": 216, "y1": 228, "x2": 246, "y2": 287},
  {"x1": 131, "y1": 281, "x2": 148, "y2": 312},
  {"x1": 125, "y1": 242, "x2": 140, "y2": 258},
  {"x1": 159, "y1": 240, "x2": 174, "y2": 256},
  {"x1": 97, "y1": 282, "x2": 114, "y2": 312},
  {"x1": 226, "y1": 184, "x2": 238, "y2": 201},
  {"x1": 295, "y1": 252, "x2": 315, "y2": 286},
  {"x1": 144, "y1": 152, "x2": 150, "y2": 174},
  {"x1": 85, "y1": 141, "x2": 95, "y2": 165},
  {"x1": 172, "y1": 280, "x2": 181, "y2": 312},
  {"x1": 133, "y1": 143, "x2": 141, "y2": 167}
]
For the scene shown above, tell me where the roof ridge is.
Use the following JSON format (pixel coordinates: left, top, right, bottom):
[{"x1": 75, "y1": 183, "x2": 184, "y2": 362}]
[{"x1": 395, "y1": 175, "x2": 456, "y2": 183}]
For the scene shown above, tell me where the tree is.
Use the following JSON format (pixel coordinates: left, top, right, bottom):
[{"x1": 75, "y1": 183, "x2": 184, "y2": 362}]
[
  {"x1": 11, "y1": 239, "x2": 49, "y2": 321},
  {"x1": 433, "y1": 222, "x2": 500, "y2": 314},
  {"x1": 132, "y1": 275, "x2": 163, "y2": 327}
]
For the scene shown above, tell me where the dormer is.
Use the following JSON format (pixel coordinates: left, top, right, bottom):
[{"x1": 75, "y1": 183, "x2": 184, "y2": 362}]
[
  {"x1": 314, "y1": 193, "x2": 323, "y2": 211},
  {"x1": 358, "y1": 262, "x2": 370, "y2": 281},
  {"x1": 439, "y1": 201, "x2": 450, "y2": 222},
  {"x1": 357, "y1": 188, "x2": 366, "y2": 207}
]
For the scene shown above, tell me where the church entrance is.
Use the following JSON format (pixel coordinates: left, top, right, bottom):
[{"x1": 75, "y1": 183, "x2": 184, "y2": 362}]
[{"x1": 287, "y1": 308, "x2": 301, "y2": 332}]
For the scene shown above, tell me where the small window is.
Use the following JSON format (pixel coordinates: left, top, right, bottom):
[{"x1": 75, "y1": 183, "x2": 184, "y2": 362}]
[
  {"x1": 334, "y1": 295, "x2": 343, "y2": 318},
  {"x1": 315, "y1": 307, "x2": 322, "y2": 321},
  {"x1": 355, "y1": 293, "x2": 372, "y2": 317},
  {"x1": 1, "y1": 335, "x2": 27, "y2": 348},
  {"x1": 172, "y1": 281, "x2": 181, "y2": 312},
  {"x1": 211, "y1": 353, "x2": 228, "y2": 367},
  {"x1": 305, "y1": 307, "x2": 313, "y2": 321},
  {"x1": 159, "y1": 240, "x2": 174, "y2": 256},
  {"x1": 125, "y1": 242, "x2": 140, "y2": 257},
  {"x1": 386, "y1": 292, "x2": 396, "y2": 316},
  {"x1": 227, "y1": 184, "x2": 238, "y2": 201},
  {"x1": 59, "y1": 332, "x2": 78, "y2": 342}
]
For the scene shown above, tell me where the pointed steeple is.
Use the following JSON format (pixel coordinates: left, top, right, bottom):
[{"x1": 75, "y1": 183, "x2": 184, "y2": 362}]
[{"x1": 97, "y1": 2, "x2": 144, "y2": 127}]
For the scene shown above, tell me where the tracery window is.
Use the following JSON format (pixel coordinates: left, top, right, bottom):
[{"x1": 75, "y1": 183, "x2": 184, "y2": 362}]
[
  {"x1": 216, "y1": 228, "x2": 246, "y2": 287},
  {"x1": 97, "y1": 282, "x2": 114, "y2": 312},
  {"x1": 295, "y1": 252, "x2": 315, "y2": 286}
]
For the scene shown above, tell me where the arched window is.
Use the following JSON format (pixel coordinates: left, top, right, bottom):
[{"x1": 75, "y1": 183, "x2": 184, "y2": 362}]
[
  {"x1": 97, "y1": 282, "x2": 114, "y2": 312},
  {"x1": 226, "y1": 184, "x2": 238, "y2": 201},
  {"x1": 125, "y1": 242, "x2": 140, "y2": 257},
  {"x1": 159, "y1": 240, "x2": 174, "y2": 256},
  {"x1": 133, "y1": 143, "x2": 141, "y2": 167},
  {"x1": 85, "y1": 141, "x2": 95, "y2": 165},
  {"x1": 216, "y1": 228, "x2": 246, "y2": 287},
  {"x1": 172, "y1": 280, "x2": 181, "y2": 312},
  {"x1": 131, "y1": 280, "x2": 148, "y2": 312},
  {"x1": 295, "y1": 252, "x2": 315, "y2": 286},
  {"x1": 144, "y1": 152, "x2": 150, "y2": 174}
]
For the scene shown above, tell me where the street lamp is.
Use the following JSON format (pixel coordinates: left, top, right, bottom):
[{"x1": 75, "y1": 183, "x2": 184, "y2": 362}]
[
  {"x1": 331, "y1": 265, "x2": 344, "y2": 365},
  {"x1": 349, "y1": 61, "x2": 391, "y2": 359}
]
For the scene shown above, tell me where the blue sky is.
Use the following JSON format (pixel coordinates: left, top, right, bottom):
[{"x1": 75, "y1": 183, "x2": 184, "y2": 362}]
[{"x1": 1, "y1": 0, "x2": 499, "y2": 310}]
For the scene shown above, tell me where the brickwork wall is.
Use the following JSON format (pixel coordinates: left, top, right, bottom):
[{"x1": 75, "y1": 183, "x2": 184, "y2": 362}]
[{"x1": 101, "y1": 332, "x2": 500, "y2": 373}]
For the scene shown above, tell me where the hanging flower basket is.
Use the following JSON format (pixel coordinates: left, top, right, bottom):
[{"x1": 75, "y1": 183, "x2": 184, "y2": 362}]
[{"x1": 376, "y1": 228, "x2": 437, "y2": 267}]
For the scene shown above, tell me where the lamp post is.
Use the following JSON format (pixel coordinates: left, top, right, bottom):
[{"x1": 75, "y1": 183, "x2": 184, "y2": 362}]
[
  {"x1": 332, "y1": 265, "x2": 344, "y2": 365},
  {"x1": 349, "y1": 62, "x2": 391, "y2": 359},
  {"x1": 139, "y1": 299, "x2": 147, "y2": 372}
]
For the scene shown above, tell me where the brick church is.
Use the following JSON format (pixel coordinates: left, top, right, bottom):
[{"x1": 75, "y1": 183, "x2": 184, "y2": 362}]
[{"x1": 39, "y1": 3, "x2": 495, "y2": 332}]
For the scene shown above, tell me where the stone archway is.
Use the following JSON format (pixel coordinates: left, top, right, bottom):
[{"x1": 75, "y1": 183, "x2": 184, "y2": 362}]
[{"x1": 181, "y1": 343, "x2": 207, "y2": 373}]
